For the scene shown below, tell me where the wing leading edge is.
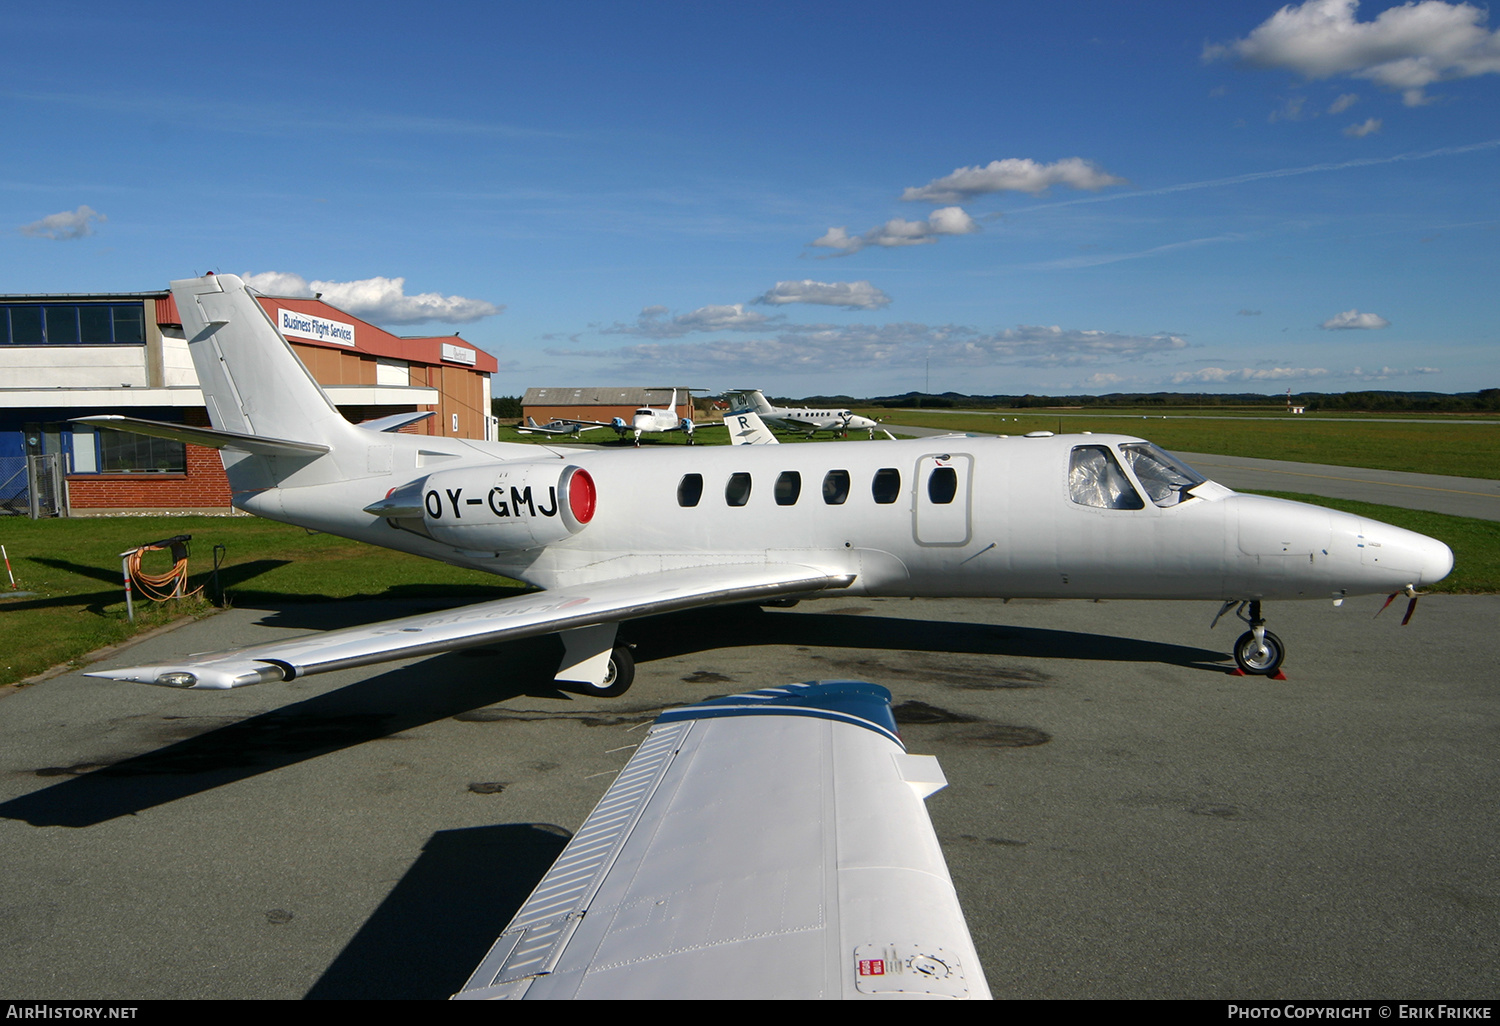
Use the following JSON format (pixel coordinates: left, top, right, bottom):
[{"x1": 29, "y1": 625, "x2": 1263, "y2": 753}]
[
  {"x1": 86, "y1": 564, "x2": 854, "y2": 689},
  {"x1": 455, "y1": 681, "x2": 990, "y2": 1000}
]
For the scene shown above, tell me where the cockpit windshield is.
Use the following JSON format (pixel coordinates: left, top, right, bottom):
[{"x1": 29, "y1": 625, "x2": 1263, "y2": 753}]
[{"x1": 1118, "y1": 442, "x2": 1206, "y2": 507}]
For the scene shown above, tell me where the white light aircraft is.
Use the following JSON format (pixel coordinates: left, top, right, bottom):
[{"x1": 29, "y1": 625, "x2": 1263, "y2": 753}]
[
  {"x1": 516, "y1": 416, "x2": 608, "y2": 439},
  {"x1": 519, "y1": 388, "x2": 709, "y2": 446},
  {"x1": 727, "y1": 388, "x2": 881, "y2": 438},
  {"x1": 83, "y1": 273, "x2": 1452, "y2": 695},
  {"x1": 455, "y1": 680, "x2": 990, "y2": 1000}
]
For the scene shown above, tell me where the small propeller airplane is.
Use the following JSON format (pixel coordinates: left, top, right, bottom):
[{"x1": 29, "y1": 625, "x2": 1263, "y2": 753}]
[
  {"x1": 517, "y1": 388, "x2": 713, "y2": 446},
  {"x1": 726, "y1": 388, "x2": 883, "y2": 438},
  {"x1": 80, "y1": 273, "x2": 1453, "y2": 696}
]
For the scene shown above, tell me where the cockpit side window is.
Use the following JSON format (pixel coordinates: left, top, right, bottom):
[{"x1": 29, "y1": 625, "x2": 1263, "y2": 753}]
[
  {"x1": 1118, "y1": 443, "x2": 1206, "y2": 507},
  {"x1": 1069, "y1": 446, "x2": 1144, "y2": 510}
]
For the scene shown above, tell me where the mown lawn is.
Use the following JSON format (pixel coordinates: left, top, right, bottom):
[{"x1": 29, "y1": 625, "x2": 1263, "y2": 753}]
[{"x1": 0, "y1": 515, "x2": 523, "y2": 687}]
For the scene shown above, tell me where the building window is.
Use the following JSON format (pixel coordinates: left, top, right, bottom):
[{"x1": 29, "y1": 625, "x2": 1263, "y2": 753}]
[
  {"x1": 97, "y1": 430, "x2": 186, "y2": 474},
  {"x1": 0, "y1": 303, "x2": 146, "y2": 345},
  {"x1": 774, "y1": 471, "x2": 801, "y2": 506}
]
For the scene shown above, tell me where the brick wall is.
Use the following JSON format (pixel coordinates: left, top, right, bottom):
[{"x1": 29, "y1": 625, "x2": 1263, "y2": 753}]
[{"x1": 68, "y1": 408, "x2": 233, "y2": 511}]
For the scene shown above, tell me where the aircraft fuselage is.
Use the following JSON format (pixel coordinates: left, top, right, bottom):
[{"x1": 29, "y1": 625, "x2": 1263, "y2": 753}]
[{"x1": 245, "y1": 432, "x2": 1452, "y2": 606}]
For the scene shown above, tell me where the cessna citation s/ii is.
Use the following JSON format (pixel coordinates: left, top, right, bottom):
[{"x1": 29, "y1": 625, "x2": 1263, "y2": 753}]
[{"x1": 84, "y1": 274, "x2": 1452, "y2": 696}]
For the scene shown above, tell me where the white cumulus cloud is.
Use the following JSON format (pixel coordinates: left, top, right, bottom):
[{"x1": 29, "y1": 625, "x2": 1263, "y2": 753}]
[
  {"x1": 556, "y1": 322, "x2": 1188, "y2": 378},
  {"x1": 242, "y1": 272, "x2": 502, "y2": 325},
  {"x1": 754, "y1": 280, "x2": 892, "y2": 310},
  {"x1": 1321, "y1": 308, "x2": 1391, "y2": 329},
  {"x1": 1344, "y1": 116, "x2": 1383, "y2": 136},
  {"x1": 19, "y1": 205, "x2": 106, "y2": 240},
  {"x1": 1171, "y1": 366, "x2": 1330, "y2": 384},
  {"x1": 810, "y1": 207, "x2": 978, "y2": 256},
  {"x1": 902, "y1": 158, "x2": 1127, "y2": 203},
  {"x1": 1207, "y1": 0, "x2": 1500, "y2": 106},
  {"x1": 604, "y1": 303, "x2": 776, "y2": 339},
  {"x1": 1329, "y1": 91, "x2": 1360, "y2": 112}
]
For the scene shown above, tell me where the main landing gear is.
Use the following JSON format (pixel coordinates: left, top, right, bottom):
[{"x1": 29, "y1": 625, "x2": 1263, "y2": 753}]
[
  {"x1": 1212, "y1": 600, "x2": 1286, "y2": 677},
  {"x1": 577, "y1": 645, "x2": 635, "y2": 699}
]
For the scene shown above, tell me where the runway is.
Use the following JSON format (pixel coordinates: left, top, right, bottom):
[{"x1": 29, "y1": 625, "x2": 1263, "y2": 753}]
[{"x1": 2, "y1": 591, "x2": 1496, "y2": 999}]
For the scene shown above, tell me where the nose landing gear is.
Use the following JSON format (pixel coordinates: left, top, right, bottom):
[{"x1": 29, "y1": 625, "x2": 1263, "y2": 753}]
[{"x1": 1213, "y1": 600, "x2": 1287, "y2": 677}]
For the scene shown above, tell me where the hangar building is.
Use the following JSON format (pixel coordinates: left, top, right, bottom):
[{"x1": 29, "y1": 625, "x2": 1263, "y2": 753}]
[{"x1": 1, "y1": 288, "x2": 498, "y2": 514}]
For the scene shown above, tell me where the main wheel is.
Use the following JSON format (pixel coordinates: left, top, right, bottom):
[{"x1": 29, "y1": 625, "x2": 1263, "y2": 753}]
[
  {"x1": 1233, "y1": 629, "x2": 1285, "y2": 676},
  {"x1": 579, "y1": 645, "x2": 635, "y2": 698}
]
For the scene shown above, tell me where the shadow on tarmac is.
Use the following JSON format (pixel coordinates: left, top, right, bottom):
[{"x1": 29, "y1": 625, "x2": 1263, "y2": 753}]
[
  {"x1": 0, "y1": 603, "x2": 1227, "y2": 829},
  {"x1": 307, "y1": 822, "x2": 572, "y2": 1000}
]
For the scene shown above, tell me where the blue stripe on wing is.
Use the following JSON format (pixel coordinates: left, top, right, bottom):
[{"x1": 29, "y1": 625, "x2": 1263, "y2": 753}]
[{"x1": 657, "y1": 680, "x2": 901, "y2": 749}]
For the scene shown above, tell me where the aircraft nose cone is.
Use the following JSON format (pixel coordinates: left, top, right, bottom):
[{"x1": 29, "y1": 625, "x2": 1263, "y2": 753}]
[{"x1": 1419, "y1": 536, "x2": 1455, "y2": 588}]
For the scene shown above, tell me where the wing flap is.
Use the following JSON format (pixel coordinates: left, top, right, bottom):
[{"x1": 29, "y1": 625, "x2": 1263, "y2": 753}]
[
  {"x1": 86, "y1": 563, "x2": 854, "y2": 689},
  {"x1": 455, "y1": 682, "x2": 989, "y2": 1000}
]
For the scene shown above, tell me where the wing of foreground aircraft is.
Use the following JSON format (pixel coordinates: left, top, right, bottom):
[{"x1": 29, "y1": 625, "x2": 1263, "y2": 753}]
[
  {"x1": 85, "y1": 563, "x2": 854, "y2": 691},
  {"x1": 454, "y1": 681, "x2": 990, "y2": 1000}
]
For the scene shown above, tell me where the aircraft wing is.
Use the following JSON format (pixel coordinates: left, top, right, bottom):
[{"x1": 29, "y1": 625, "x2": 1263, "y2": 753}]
[
  {"x1": 454, "y1": 681, "x2": 990, "y2": 1000},
  {"x1": 86, "y1": 563, "x2": 854, "y2": 690}
]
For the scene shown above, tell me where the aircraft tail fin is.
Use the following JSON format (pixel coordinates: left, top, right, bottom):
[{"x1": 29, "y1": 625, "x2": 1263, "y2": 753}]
[
  {"x1": 172, "y1": 273, "x2": 359, "y2": 447},
  {"x1": 171, "y1": 273, "x2": 363, "y2": 491},
  {"x1": 726, "y1": 410, "x2": 779, "y2": 445}
]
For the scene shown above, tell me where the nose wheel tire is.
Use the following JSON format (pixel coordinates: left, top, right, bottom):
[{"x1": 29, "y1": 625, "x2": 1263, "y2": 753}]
[
  {"x1": 578, "y1": 645, "x2": 635, "y2": 698},
  {"x1": 1233, "y1": 629, "x2": 1285, "y2": 676}
]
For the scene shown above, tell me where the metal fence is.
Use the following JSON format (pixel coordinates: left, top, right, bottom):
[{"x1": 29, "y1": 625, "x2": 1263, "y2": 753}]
[{"x1": 0, "y1": 454, "x2": 68, "y2": 518}]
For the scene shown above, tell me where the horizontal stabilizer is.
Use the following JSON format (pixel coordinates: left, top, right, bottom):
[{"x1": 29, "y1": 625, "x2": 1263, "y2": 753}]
[
  {"x1": 86, "y1": 563, "x2": 854, "y2": 689},
  {"x1": 72, "y1": 415, "x2": 330, "y2": 458},
  {"x1": 455, "y1": 681, "x2": 989, "y2": 1000},
  {"x1": 357, "y1": 410, "x2": 435, "y2": 433}
]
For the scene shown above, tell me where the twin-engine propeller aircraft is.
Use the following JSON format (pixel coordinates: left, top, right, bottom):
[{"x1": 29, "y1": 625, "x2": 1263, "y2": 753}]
[
  {"x1": 82, "y1": 274, "x2": 1452, "y2": 695},
  {"x1": 726, "y1": 388, "x2": 883, "y2": 438}
]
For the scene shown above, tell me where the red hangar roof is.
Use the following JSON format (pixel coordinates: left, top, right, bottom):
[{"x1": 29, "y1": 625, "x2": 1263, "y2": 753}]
[{"x1": 155, "y1": 292, "x2": 499, "y2": 373}]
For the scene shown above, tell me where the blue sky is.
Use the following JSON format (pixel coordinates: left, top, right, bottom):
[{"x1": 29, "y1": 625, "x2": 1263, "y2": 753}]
[{"x1": 4, "y1": 0, "x2": 1497, "y2": 398}]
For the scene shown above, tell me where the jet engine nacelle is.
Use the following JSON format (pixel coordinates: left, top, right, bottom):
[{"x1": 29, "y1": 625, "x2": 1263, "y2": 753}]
[{"x1": 379, "y1": 462, "x2": 596, "y2": 551}]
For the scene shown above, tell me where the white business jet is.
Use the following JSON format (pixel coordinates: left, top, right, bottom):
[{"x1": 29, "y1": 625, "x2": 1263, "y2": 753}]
[
  {"x1": 726, "y1": 388, "x2": 881, "y2": 438},
  {"x1": 81, "y1": 273, "x2": 1452, "y2": 696}
]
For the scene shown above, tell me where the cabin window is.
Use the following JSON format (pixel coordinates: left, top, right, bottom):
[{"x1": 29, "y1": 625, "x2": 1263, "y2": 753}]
[
  {"x1": 927, "y1": 466, "x2": 958, "y2": 504},
  {"x1": 725, "y1": 472, "x2": 752, "y2": 507},
  {"x1": 1069, "y1": 446, "x2": 1144, "y2": 510},
  {"x1": 677, "y1": 473, "x2": 703, "y2": 507},
  {"x1": 871, "y1": 468, "x2": 901, "y2": 504},
  {"x1": 1118, "y1": 443, "x2": 1205, "y2": 508},
  {"x1": 822, "y1": 470, "x2": 850, "y2": 505},
  {"x1": 774, "y1": 471, "x2": 801, "y2": 506}
]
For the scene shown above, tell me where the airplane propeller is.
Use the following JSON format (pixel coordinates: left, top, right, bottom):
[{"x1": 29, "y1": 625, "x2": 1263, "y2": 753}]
[{"x1": 1375, "y1": 584, "x2": 1422, "y2": 626}]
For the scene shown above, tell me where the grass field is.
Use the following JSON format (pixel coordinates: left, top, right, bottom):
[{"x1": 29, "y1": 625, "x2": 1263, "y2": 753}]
[
  {"x1": 0, "y1": 515, "x2": 523, "y2": 688},
  {"x1": 2, "y1": 489, "x2": 1494, "y2": 689},
  {"x1": 857, "y1": 408, "x2": 1500, "y2": 479}
]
